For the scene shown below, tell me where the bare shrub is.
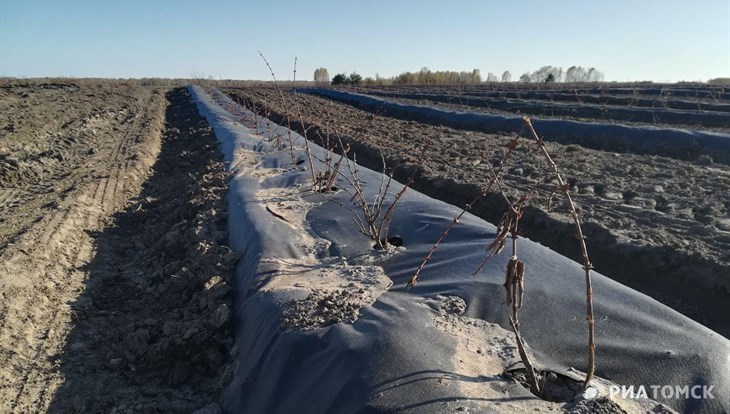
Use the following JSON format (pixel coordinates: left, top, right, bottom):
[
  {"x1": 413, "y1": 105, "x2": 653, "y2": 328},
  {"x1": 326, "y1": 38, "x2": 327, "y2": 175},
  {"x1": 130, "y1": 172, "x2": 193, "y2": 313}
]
[
  {"x1": 310, "y1": 132, "x2": 349, "y2": 193},
  {"x1": 340, "y1": 152, "x2": 395, "y2": 249},
  {"x1": 408, "y1": 117, "x2": 596, "y2": 391},
  {"x1": 257, "y1": 53, "x2": 346, "y2": 193},
  {"x1": 257, "y1": 52, "x2": 297, "y2": 163},
  {"x1": 334, "y1": 134, "x2": 433, "y2": 249}
]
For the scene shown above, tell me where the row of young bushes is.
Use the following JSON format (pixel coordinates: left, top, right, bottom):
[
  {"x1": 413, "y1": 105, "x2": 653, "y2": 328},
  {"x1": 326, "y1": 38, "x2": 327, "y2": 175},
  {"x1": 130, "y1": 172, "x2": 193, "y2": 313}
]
[{"x1": 227, "y1": 62, "x2": 599, "y2": 397}]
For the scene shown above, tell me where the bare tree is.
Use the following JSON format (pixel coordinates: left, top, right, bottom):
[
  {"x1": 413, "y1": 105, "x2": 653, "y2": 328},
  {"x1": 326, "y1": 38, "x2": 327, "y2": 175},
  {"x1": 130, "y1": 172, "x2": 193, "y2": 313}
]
[
  {"x1": 566, "y1": 66, "x2": 588, "y2": 83},
  {"x1": 501, "y1": 70, "x2": 512, "y2": 82},
  {"x1": 564, "y1": 66, "x2": 604, "y2": 83},
  {"x1": 486, "y1": 72, "x2": 499, "y2": 82},
  {"x1": 587, "y1": 67, "x2": 604, "y2": 82},
  {"x1": 314, "y1": 67, "x2": 330, "y2": 84},
  {"x1": 530, "y1": 66, "x2": 563, "y2": 83},
  {"x1": 419, "y1": 67, "x2": 434, "y2": 84}
]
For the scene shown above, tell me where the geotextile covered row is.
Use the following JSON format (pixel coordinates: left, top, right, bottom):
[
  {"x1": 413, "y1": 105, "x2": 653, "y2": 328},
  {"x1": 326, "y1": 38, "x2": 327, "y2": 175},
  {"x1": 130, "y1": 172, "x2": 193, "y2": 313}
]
[{"x1": 189, "y1": 85, "x2": 728, "y2": 414}]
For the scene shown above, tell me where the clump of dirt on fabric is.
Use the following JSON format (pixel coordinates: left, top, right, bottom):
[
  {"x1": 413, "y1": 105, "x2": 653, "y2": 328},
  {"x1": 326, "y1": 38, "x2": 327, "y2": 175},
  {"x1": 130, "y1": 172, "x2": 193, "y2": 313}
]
[
  {"x1": 283, "y1": 288, "x2": 367, "y2": 329},
  {"x1": 224, "y1": 142, "x2": 393, "y2": 332}
]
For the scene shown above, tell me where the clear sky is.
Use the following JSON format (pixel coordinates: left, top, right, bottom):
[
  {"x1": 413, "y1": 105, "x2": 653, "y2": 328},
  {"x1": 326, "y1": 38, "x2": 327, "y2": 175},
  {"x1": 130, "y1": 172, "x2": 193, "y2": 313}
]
[{"x1": 1, "y1": 0, "x2": 729, "y2": 82}]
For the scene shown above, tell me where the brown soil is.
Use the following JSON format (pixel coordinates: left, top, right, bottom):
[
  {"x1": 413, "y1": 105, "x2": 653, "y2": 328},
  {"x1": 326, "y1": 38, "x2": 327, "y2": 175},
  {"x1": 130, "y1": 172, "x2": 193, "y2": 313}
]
[
  {"x1": 0, "y1": 83, "x2": 235, "y2": 413},
  {"x1": 225, "y1": 87, "x2": 730, "y2": 338}
]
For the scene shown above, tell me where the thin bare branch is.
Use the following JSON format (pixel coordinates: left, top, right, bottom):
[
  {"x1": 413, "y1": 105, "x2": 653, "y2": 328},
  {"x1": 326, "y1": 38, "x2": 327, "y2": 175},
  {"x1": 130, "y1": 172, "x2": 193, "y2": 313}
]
[
  {"x1": 522, "y1": 117, "x2": 595, "y2": 386},
  {"x1": 407, "y1": 122, "x2": 527, "y2": 287}
]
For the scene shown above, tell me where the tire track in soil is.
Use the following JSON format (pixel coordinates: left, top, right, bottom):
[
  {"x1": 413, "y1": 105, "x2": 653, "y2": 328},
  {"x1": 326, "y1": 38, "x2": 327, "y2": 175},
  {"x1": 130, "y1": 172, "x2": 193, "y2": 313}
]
[
  {"x1": 100, "y1": 112, "x2": 142, "y2": 211},
  {"x1": 45, "y1": 87, "x2": 236, "y2": 413},
  {"x1": 0, "y1": 88, "x2": 166, "y2": 413},
  {"x1": 0, "y1": 87, "x2": 145, "y2": 250},
  {"x1": 88, "y1": 113, "x2": 140, "y2": 227},
  {"x1": 0, "y1": 188, "x2": 19, "y2": 205},
  {"x1": 6, "y1": 106, "x2": 150, "y2": 411}
]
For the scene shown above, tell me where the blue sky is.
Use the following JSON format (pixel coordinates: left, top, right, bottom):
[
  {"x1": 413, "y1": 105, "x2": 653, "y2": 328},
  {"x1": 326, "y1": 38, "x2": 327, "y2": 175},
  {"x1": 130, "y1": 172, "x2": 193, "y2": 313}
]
[{"x1": 1, "y1": 0, "x2": 728, "y2": 82}]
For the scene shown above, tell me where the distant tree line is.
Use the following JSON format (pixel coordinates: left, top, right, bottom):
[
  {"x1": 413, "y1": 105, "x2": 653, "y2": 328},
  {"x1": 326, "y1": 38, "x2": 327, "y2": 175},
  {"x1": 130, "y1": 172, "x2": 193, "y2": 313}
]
[
  {"x1": 390, "y1": 67, "x2": 483, "y2": 85},
  {"x1": 317, "y1": 65, "x2": 607, "y2": 86},
  {"x1": 517, "y1": 66, "x2": 604, "y2": 83},
  {"x1": 707, "y1": 78, "x2": 730, "y2": 85},
  {"x1": 331, "y1": 72, "x2": 364, "y2": 86},
  {"x1": 321, "y1": 67, "x2": 484, "y2": 86}
]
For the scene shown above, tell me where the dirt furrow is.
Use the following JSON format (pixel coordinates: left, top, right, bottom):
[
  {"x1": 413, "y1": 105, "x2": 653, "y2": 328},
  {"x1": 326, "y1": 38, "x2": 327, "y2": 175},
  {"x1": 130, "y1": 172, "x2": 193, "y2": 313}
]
[
  {"x1": 0, "y1": 84, "x2": 143, "y2": 248},
  {"x1": 0, "y1": 83, "x2": 168, "y2": 413},
  {"x1": 0, "y1": 188, "x2": 17, "y2": 205},
  {"x1": 6, "y1": 224, "x2": 92, "y2": 410},
  {"x1": 102, "y1": 119, "x2": 137, "y2": 208},
  {"x1": 43, "y1": 87, "x2": 237, "y2": 413}
]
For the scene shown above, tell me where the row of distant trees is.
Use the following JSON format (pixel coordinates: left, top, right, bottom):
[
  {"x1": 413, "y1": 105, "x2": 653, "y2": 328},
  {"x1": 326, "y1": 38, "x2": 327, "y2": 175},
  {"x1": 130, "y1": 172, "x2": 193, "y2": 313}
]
[
  {"x1": 392, "y1": 67, "x2": 483, "y2": 85},
  {"x1": 707, "y1": 78, "x2": 730, "y2": 85},
  {"x1": 315, "y1": 68, "x2": 364, "y2": 86},
  {"x1": 516, "y1": 66, "x2": 604, "y2": 83},
  {"x1": 314, "y1": 65, "x2": 605, "y2": 85}
]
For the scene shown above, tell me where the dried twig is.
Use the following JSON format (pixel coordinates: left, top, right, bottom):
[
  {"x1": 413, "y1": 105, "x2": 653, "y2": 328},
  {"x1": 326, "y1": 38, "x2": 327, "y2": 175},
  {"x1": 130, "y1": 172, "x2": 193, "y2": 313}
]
[
  {"x1": 257, "y1": 52, "x2": 297, "y2": 163},
  {"x1": 287, "y1": 58, "x2": 320, "y2": 188},
  {"x1": 311, "y1": 131, "x2": 349, "y2": 193},
  {"x1": 522, "y1": 117, "x2": 596, "y2": 386},
  {"x1": 311, "y1": 132, "x2": 435, "y2": 248},
  {"x1": 408, "y1": 116, "x2": 596, "y2": 392},
  {"x1": 471, "y1": 166, "x2": 525, "y2": 276},
  {"x1": 407, "y1": 122, "x2": 528, "y2": 287},
  {"x1": 378, "y1": 136, "x2": 435, "y2": 244},
  {"x1": 501, "y1": 200, "x2": 539, "y2": 392},
  {"x1": 509, "y1": 316, "x2": 539, "y2": 392},
  {"x1": 339, "y1": 150, "x2": 395, "y2": 247},
  {"x1": 476, "y1": 165, "x2": 540, "y2": 392}
]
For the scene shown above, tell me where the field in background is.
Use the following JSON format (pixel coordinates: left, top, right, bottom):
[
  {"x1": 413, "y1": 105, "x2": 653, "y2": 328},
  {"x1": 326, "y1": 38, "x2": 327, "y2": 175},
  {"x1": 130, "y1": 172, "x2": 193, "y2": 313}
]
[{"x1": 349, "y1": 83, "x2": 730, "y2": 130}]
